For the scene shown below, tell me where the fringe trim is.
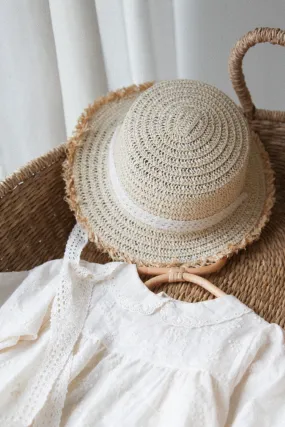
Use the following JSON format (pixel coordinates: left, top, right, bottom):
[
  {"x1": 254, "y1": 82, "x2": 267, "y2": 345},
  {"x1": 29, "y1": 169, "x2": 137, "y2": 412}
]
[{"x1": 64, "y1": 83, "x2": 276, "y2": 268}]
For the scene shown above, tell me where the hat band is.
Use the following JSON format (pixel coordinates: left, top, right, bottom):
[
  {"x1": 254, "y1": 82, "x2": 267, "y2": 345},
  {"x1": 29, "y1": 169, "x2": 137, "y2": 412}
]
[{"x1": 108, "y1": 127, "x2": 248, "y2": 233}]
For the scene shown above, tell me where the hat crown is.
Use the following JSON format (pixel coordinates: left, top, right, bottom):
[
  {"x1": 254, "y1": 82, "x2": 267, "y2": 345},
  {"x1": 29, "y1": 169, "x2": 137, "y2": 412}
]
[{"x1": 112, "y1": 80, "x2": 250, "y2": 223}]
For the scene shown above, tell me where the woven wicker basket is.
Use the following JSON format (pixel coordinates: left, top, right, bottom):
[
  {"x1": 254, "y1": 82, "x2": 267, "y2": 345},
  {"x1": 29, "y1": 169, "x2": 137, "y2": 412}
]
[{"x1": 1, "y1": 27, "x2": 285, "y2": 326}]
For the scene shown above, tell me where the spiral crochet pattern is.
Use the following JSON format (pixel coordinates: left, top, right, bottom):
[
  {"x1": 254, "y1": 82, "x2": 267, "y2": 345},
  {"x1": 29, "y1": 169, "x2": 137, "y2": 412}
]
[
  {"x1": 65, "y1": 80, "x2": 275, "y2": 267},
  {"x1": 114, "y1": 81, "x2": 249, "y2": 223}
]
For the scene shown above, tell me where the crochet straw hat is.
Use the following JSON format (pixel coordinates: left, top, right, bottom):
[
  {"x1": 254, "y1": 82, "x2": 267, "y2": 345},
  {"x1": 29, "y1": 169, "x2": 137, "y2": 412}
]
[{"x1": 64, "y1": 80, "x2": 275, "y2": 267}]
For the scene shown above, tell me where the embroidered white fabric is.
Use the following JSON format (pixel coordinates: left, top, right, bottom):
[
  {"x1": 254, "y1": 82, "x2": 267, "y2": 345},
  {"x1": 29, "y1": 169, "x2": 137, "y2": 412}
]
[
  {"x1": 108, "y1": 127, "x2": 248, "y2": 232},
  {"x1": 1, "y1": 224, "x2": 285, "y2": 426}
]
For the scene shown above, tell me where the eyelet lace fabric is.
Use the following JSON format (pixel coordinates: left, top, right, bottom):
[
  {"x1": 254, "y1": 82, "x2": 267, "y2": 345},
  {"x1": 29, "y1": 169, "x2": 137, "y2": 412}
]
[{"x1": 0, "y1": 224, "x2": 285, "y2": 426}]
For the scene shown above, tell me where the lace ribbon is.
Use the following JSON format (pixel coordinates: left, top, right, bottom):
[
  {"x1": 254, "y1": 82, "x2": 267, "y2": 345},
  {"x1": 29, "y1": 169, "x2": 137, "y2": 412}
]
[
  {"x1": 13, "y1": 224, "x2": 94, "y2": 426},
  {"x1": 108, "y1": 127, "x2": 248, "y2": 232}
]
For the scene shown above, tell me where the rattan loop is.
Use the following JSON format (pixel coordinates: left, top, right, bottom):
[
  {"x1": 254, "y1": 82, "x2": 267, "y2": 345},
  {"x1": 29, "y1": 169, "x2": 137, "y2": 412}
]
[
  {"x1": 229, "y1": 27, "x2": 285, "y2": 120},
  {"x1": 169, "y1": 267, "x2": 185, "y2": 283}
]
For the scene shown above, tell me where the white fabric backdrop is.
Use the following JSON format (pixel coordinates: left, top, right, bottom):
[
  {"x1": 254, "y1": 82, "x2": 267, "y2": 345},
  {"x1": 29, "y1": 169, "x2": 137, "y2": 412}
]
[{"x1": 1, "y1": 0, "x2": 285, "y2": 179}]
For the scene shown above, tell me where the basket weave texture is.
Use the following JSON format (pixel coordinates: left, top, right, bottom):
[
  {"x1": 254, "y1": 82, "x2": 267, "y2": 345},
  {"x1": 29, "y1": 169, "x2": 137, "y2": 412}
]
[{"x1": 1, "y1": 27, "x2": 285, "y2": 326}]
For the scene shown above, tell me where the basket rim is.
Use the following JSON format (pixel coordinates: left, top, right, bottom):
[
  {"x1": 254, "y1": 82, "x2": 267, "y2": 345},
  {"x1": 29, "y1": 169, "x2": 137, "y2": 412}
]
[
  {"x1": 0, "y1": 144, "x2": 66, "y2": 199},
  {"x1": 254, "y1": 108, "x2": 285, "y2": 123}
]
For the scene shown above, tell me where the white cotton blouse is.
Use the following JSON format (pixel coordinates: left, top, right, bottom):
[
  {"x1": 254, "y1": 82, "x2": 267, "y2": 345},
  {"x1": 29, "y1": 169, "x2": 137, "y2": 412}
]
[{"x1": 1, "y1": 226, "x2": 285, "y2": 427}]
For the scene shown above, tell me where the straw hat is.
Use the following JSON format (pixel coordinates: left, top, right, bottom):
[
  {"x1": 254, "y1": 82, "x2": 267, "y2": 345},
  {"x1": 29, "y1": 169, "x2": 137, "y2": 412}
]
[{"x1": 64, "y1": 80, "x2": 275, "y2": 267}]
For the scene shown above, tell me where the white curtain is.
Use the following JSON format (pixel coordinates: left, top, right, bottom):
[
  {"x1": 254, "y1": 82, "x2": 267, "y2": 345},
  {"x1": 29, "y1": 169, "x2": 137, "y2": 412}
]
[{"x1": 1, "y1": 0, "x2": 285, "y2": 179}]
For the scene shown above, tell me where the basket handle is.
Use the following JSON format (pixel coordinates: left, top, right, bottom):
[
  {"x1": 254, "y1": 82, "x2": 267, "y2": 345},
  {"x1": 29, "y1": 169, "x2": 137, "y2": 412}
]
[{"x1": 229, "y1": 27, "x2": 285, "y2": 120}]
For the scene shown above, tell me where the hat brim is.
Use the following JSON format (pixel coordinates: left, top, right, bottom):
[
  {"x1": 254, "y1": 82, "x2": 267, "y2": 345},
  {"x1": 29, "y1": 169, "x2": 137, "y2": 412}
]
[{"x1": 64, "y1": 83, "x2": 275, "y2": 267}]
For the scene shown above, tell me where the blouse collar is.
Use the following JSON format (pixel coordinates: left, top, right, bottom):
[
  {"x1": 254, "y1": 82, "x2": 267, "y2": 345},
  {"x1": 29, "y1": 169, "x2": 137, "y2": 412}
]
[{"x1": 106, "y1": 263, "x2": 252, "y2": 328}]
